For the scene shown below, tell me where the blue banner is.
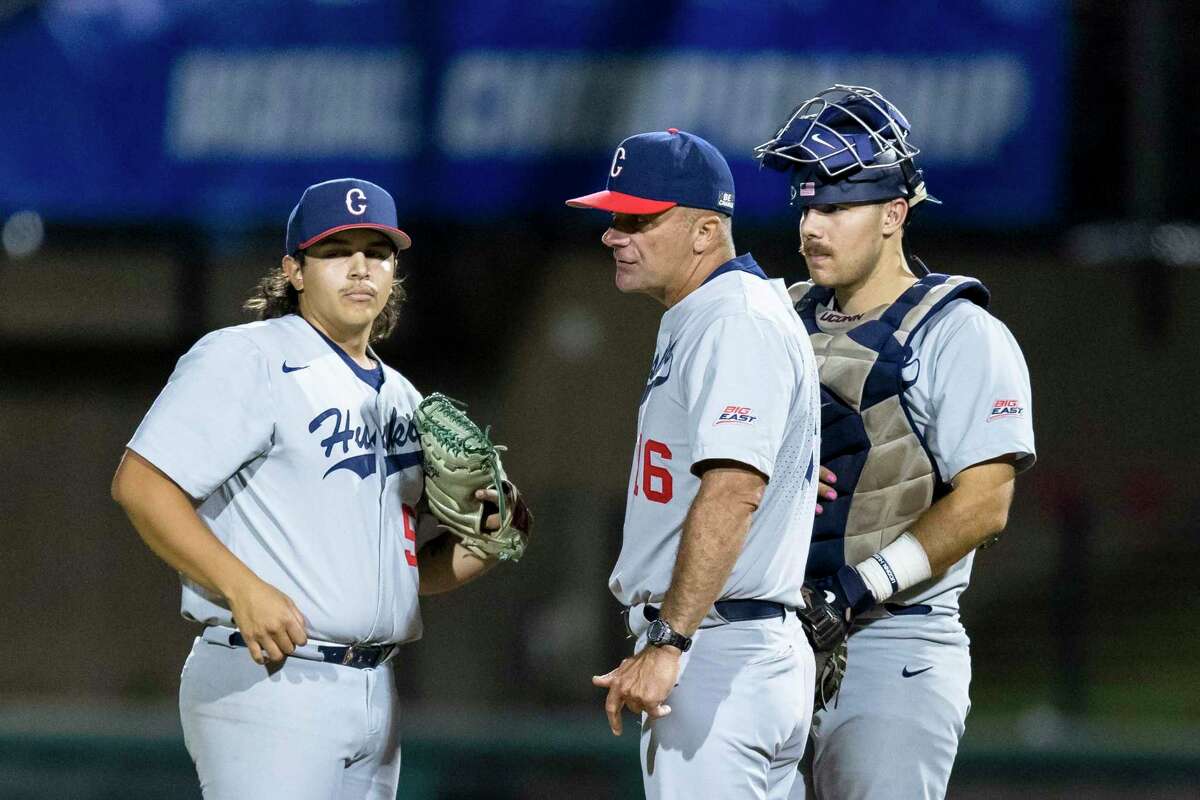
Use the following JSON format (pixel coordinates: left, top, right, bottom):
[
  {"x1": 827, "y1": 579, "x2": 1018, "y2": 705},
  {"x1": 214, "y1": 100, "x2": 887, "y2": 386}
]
[{"x1": 0, "y1": 0, "x2": 1066, "y2": 228}]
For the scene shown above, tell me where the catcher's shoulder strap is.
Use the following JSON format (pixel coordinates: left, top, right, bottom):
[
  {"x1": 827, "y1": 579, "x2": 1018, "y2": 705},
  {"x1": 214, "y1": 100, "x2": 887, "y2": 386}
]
[
  {"x1": 793, "y1": 272, "x2": 988, "y2": 338},
  {"x1": 889, "y1": 273, "x2": 990, "y2": 347}
]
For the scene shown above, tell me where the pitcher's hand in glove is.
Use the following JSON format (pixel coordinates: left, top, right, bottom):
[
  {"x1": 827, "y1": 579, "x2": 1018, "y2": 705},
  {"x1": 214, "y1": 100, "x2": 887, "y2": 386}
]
[
  {"x1": 414, "y1": 393, "x2": 531, "y2": 562},
  {"x1": 475, "y1": 485, "x2": 533, "y2": 542}
]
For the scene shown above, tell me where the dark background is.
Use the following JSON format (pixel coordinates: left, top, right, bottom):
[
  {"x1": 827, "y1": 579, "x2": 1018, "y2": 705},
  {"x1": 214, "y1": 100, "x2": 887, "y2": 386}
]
[{"x1": 1, "y1": 1, "x2": 1198, "y2": 798}]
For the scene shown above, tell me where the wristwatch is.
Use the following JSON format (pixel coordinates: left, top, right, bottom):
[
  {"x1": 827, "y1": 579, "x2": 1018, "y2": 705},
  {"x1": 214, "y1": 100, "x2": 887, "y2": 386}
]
[{"x1": 646, "y1": 618, "x2": 692, "y2": 652}]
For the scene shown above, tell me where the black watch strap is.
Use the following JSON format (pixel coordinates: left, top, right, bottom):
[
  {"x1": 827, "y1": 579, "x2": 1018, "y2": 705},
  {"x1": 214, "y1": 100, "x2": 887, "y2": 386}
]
[{"x1": 647, "y1": 618, "x2": 693, "y2": 652}]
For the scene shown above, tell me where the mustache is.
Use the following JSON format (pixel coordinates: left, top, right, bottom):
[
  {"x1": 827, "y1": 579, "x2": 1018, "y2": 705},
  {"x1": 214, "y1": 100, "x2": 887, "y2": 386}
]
[{"x1": 799, "y1": 242, "x2": 832, "y2": 258}]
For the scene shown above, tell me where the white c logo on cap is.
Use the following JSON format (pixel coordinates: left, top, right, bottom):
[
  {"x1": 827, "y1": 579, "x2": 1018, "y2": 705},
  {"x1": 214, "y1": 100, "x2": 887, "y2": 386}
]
[
  {"x1": 609, "y1": 147, "x2": 626, "y2": 178},
  {"x1": 345, "y1": 188, "x2": 367, "y2": 215}
]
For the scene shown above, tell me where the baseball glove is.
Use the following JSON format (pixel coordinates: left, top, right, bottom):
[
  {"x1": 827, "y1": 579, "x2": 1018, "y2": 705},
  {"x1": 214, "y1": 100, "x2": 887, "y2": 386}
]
[
  {"x1": 413, "y1": 393, "x2": 530, "y2": 562},
  {"x1": 813, "y1": 638, "x2": 848, "y2": 711},
  {"x1": 799, "y1": 583, "x2": 851, "y2": 711}
]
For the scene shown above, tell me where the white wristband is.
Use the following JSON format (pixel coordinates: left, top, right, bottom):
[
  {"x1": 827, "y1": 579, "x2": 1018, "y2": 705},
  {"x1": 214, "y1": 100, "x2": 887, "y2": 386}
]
[{"x1": 853, "y1": 532, "x2": 932, "y2": 604}]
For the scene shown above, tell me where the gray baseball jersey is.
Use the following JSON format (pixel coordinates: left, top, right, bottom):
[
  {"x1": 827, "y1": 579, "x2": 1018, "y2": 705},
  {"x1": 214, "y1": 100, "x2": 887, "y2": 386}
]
[
  {"x1": 128, "y1": 313, "x2": 438, "y2": 646},
  {"x1": 792, "y1": 296, "x2": 1036, "y2": 800},
  {"x1": 617, "y1": 255, "x2": 821, "y2": 800},
  {"x1": 610, "y1": 257, "x2": 821, "y2": 612},
  {"x1": 858, "y1": 297, "x2": 1036, "y2": 640}
]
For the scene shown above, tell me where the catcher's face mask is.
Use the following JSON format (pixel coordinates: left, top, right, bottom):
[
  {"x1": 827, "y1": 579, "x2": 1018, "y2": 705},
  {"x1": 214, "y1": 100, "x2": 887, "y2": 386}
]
[{"x1": 754, "y1": 84, "x2": 939, "y2": 211}]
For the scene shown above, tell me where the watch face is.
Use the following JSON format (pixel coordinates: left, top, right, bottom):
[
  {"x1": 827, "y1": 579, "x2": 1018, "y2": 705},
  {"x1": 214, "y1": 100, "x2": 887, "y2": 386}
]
[{"x1": 647, "y1": 619, "x2": 668, "y2": 643}]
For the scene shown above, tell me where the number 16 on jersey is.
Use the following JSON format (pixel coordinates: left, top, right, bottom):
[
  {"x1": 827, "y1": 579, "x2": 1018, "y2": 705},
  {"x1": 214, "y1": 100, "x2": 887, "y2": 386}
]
[{"x1": 633, "y1": 435, "x2": 673, "y2": 504}]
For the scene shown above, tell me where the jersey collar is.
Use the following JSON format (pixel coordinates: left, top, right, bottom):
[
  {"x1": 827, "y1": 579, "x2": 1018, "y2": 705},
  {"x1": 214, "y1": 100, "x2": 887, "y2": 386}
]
[
  {"x1": 700, "y1": 252, "x2": 768, "y2": 286},
  {"x1": 298, "y1": 315, "x2": 386, "y2": 392}
]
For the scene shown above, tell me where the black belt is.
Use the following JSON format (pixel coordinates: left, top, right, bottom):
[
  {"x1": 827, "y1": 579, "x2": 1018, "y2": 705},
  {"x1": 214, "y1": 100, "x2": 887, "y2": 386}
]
[
  {"x1": 227, "y1": 631, "x2": 396, "y2": 670},
  {"x1": 642, "y1": 599, "x2": 788, "y2": 624}
]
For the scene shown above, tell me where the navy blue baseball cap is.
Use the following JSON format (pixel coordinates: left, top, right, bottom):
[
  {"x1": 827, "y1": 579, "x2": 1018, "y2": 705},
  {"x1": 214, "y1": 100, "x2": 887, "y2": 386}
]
[
  {"x1": 566, "y1": 129, "x2": 736, "y2": 216},
  {"x1": 285, "y1": 178, "x2": 412, "y2": 255}
]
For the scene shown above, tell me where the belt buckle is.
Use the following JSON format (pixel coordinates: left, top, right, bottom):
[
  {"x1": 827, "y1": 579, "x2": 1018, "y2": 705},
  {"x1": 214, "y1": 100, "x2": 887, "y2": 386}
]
[
  {"x1": 341, "y1": 647, "x2": 360, "y2": 667},
  {"x1": 344, "y1": 645, "x2": 382, "y2": 669},
  {"x1": 348, "y1": 644, "x2": 395, "y2": 669}
]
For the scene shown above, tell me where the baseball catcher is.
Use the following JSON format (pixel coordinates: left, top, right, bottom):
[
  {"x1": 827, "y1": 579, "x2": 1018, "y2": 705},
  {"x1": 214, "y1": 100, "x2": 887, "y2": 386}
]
[{"x1": 756, "y1": 85, "x2": 1037, "y2": 800}]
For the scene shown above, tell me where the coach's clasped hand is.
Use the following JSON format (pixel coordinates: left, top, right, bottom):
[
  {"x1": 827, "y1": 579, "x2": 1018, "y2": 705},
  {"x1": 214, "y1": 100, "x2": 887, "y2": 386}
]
[{"x1": 592, "y1": 643, "x2": 680, "y2": 736}]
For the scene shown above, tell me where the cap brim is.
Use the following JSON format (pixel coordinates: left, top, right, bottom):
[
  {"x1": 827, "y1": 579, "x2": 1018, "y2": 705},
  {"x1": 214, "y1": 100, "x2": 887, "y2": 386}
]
[
  {"x1": 298, "y1": 223, "x2": 412, "y2": 252},
  {"x1": 565, "y1": 190, "x2": 677, "y2": 214}
]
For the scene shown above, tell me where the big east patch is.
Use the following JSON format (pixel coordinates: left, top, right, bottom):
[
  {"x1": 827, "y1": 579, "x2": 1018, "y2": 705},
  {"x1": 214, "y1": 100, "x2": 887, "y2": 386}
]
[
  {"x1": 715, "y1": 405, "x2": 758, "y2": 426},
  {"x1": 987, "y1": 399, "x2": 1024, "y2": 423}
]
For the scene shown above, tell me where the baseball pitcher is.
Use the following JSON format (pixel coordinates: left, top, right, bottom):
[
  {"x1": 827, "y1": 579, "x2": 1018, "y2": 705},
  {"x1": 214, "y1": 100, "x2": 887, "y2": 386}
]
[{"x1": 111, "y1": 178, "x2": 531, "y2": 800}]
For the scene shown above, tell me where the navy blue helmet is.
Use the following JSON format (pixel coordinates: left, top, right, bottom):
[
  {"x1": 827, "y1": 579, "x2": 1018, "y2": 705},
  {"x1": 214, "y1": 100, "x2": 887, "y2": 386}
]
[{"x1": 754, "y1": 84, "x2": 938, "y2": 211}]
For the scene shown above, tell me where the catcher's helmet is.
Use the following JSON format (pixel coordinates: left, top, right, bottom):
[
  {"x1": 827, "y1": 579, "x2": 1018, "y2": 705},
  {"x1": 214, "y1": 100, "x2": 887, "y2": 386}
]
[{"x1": 754, "y1": 84, "x2": 938, "y2": 210}]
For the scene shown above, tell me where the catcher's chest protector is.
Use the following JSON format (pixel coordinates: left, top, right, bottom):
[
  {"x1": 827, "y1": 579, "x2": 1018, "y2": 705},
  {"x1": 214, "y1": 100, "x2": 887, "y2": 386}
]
[{"x1": 792, "y1": 273, "x2": 989, "y2": 583}]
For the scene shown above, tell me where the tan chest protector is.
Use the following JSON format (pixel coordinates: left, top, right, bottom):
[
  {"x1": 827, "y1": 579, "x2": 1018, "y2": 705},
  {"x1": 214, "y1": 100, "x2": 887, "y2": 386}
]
[{"x1": 790, "y1": 274, "x2": 989, "y2": 580}]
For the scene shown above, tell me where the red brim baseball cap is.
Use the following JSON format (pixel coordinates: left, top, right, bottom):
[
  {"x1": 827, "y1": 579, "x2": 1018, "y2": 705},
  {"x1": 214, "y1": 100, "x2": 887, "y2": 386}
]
[
  {"x1": 565, "y1": 190, "x2": 677, "y2": 214},
  {"x1": 566, "y1": 129, "x2": 735, "y2": 217}
]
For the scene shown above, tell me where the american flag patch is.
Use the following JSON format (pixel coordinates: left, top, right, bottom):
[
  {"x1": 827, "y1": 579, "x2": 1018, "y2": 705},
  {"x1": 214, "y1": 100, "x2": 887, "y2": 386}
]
[{"x1": 799, "y1": 182, "x2": 816, "y2": 197}]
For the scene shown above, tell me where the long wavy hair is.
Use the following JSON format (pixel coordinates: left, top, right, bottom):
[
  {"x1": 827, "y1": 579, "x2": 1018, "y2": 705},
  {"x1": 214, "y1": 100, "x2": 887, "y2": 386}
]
[{"x1": 243, "y1": 253, "x2": 407, "y2": 344}]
